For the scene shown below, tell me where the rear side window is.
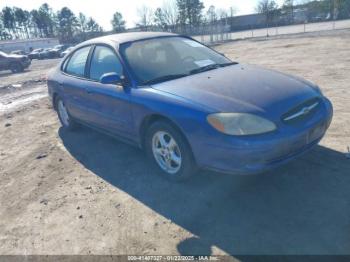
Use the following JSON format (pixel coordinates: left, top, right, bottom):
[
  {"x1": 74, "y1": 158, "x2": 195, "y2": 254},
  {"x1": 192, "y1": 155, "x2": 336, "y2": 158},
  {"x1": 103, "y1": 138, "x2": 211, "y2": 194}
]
[
  {"x1": 65, "y1": 46, "x2": 91, "y2": 77},
  {"x1": 89, "y1": 46, "x2": 123, "y2": 81}
]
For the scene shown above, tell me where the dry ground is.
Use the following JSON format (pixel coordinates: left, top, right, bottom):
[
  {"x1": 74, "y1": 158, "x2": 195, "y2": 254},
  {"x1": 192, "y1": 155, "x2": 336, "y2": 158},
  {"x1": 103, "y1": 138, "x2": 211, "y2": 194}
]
[{"x1": 0, "y1": 30, "x2": 350, "y2": 256}]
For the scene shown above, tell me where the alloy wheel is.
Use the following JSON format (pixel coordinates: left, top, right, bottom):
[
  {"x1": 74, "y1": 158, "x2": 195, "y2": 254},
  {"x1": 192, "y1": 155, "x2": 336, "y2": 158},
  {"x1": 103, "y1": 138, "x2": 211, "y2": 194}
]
[
  {"x1": 57, "y1": 100, "x2": 70, "y2": 127},
  {"x1": 152, "y1": 131, "x2": 182, "y2": 174}
]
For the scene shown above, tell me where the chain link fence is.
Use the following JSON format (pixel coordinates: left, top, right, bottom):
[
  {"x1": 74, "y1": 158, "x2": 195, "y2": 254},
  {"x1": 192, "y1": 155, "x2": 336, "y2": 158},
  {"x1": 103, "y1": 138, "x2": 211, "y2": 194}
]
[{"x1": 192, "y1": 19, "x2": 350, "y2": 45}]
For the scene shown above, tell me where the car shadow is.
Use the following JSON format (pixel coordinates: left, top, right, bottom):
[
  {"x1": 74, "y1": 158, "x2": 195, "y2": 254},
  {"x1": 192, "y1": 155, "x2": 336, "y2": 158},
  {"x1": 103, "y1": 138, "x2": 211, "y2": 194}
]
[{"x1": 59, "y1": 126, "x2": 350, "y2": 255}]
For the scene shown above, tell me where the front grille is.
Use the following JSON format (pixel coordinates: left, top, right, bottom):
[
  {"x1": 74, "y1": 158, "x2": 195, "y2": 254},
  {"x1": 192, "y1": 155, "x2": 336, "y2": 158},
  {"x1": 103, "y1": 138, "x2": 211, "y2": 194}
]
[{"x1": 282, "y1": 97, "x2": 320, "y2": 123}]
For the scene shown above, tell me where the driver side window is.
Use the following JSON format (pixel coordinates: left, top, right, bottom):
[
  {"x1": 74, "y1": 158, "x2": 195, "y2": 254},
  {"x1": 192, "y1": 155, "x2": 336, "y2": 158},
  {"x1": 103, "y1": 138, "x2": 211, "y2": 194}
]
[{"x1": 89, "y1": 46, "x2": 123, "y2": 81}]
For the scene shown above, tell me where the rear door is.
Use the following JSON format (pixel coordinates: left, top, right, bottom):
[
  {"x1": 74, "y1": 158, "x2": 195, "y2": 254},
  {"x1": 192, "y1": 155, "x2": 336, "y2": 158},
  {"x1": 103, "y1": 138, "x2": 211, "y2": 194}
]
[{"x1": 60, "y1": 45, "x2": 93, "y2": 123}]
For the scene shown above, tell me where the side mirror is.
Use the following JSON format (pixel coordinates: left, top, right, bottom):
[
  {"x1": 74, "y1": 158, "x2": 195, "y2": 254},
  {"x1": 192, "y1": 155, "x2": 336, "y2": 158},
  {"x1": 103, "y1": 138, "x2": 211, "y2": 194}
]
[{"x1": 100, "y1": 72, "x2": 124, "y2": 85}]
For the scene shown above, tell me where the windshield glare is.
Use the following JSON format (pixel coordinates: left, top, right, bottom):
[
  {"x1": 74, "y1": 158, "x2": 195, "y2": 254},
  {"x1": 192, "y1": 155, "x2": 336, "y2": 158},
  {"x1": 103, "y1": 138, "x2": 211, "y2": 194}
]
[{"x1": 121, "y1": 36, "x2": 232, "y2": 84}]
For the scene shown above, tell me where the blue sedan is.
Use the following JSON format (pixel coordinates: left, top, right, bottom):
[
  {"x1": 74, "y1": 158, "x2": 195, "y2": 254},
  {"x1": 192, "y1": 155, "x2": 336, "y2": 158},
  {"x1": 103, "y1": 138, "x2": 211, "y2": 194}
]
[{"x1": 47, "y1": 32, "x2": 333, "y2": 181}]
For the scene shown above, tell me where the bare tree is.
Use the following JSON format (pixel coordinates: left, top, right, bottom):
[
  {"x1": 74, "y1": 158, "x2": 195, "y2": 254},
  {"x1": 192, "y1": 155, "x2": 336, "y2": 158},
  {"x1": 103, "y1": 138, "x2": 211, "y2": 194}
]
[
  {"x1": 217, "y1": 8, "x2": 229, "y2": 20},
  {"x1": 137, "y1": 5, "x2": 154, "y2": 28},
  {"x1": 282, "y1": 0, "x2": 294, "y2": 23},
  {"x1": 206, "y1": 5, "x2": 217, "y2": 24},
  {"x1": 228, "y1": 6, "x2": 237, "y2": 30},
  {"x1": 162, "y1": 0, "x2": 178, "y2": 27},
  {"x1": 154, "y1": 8, "x2": 166, "y2": 29},
  {"x1": 78, "y1": 12, "x2": 88, "y2": 33}
]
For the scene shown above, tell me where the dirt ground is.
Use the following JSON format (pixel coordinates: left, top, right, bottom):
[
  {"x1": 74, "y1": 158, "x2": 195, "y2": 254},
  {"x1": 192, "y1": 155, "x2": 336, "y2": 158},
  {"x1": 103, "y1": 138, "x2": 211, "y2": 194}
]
[{"x1": 0, "y1": 30, "x2": 350, "y2": 256}]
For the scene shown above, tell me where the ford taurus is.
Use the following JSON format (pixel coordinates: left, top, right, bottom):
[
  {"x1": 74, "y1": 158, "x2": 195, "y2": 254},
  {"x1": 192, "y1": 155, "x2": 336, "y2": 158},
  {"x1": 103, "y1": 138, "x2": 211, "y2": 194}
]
[{"x1": 47, "y1": 32, "x2": 333, "y2": 181}]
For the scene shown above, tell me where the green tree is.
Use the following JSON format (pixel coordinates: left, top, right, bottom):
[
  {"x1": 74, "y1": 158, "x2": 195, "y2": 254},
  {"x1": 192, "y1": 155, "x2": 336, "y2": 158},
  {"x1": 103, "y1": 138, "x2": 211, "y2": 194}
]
[
  {"x1": 256, "y1": 0, "x2": 280, "y2": 26},
  {"x1": 57, "y1": 7, "x2": 78, "y2": 43},
  {"x1": 38, "y1": 3, "x2": 56, "y2": 37},
  {"x1": 14, "y1": 7, "x2": 29, "y2": 38},
  {"x1": 30, "y1": 9, "x2": 42, "y2": 37},
  {"x1": 111, "y1": 12, "x2": 126, "y2": 32},
  {"x1": 303, "y1": 0, "x2": 326, "y2": 22},
  {"x1": 282, "y1": 0, "x2": 294, "y2": 23},
  {"x1": 154, "y1": 8, "x2": 167, "y2": 29},
  {"x1": 0, "y1": 12, "x2": 12, "y2": 40},
  {"x1": 177, "y1": 0, "x2": 204, "y2": 27},
  {"x1": 86, "y1": 17, "x2": 102, "y2": 32},
  {"x1": 78, "y1": 12, "x2": 88, "y2": 33},
  {"x1": 2, "y1": 7, "x2": 16, "y2": 37},
  {"x1": 336, "y1": 0, "x2": 350, "y2": 19}
]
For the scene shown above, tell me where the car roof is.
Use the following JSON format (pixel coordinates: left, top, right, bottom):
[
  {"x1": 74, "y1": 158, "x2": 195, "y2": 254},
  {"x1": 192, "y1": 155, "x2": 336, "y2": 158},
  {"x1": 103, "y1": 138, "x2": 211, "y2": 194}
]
[{"x1": 76, "y1": 31, "x2": 180, "y2": 49}]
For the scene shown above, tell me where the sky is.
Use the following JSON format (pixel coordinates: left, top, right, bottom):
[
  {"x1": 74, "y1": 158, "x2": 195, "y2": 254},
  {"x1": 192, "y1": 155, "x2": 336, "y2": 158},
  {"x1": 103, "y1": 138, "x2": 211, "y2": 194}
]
[{"x1": 0, "y1": 0, "x2": 284, "y2": 31}]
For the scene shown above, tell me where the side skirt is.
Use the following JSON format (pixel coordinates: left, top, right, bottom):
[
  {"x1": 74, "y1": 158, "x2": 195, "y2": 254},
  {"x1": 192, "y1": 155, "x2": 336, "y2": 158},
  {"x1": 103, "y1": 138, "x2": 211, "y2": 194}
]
[{"x1": 74, "y1": 119, "x2": 142, "y2": 149}]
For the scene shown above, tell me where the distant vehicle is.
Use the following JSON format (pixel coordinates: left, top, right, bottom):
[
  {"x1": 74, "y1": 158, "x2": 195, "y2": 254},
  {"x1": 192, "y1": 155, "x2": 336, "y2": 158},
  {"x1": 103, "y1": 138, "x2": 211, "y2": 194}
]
[
  {"x1": 38, "y1": 48, "x2": 56, "y2": 59},
  {"x1": 0, "y1": 50, "x2": 31, "y2": 73},
  {"x1": 48, "y1": 32, "x2": 333, "y2": 181},
  {"x1": 11, "y1": 50, "x2": 27, "y2": 56},
  {"x1": 60, "y1": 46, "x2": 74, "y2": 58},
  {"x1": 29, "y1": 48, "x2": 43, "y2": 60},
  {"x1": 51, "y1": 44, "x2": 70, "y2": 58}
]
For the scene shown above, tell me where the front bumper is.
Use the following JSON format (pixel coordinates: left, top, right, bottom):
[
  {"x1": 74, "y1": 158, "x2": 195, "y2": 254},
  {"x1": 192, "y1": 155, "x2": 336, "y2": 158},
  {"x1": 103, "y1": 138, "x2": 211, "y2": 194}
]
[{"x1": 193, "y1": 97, "x2": 333, "y2": 175}]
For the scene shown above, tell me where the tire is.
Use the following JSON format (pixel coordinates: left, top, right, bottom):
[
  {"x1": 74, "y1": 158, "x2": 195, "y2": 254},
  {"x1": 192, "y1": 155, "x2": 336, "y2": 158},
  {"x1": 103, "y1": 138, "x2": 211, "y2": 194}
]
[
  {"x1": 55, "y1": 96, "x2": 78, "y2": 131},
  {"x1": 10, "y1": 63, "x2": 23, "y2": 73},
  {"x1": 145, "y1": 121, "x2": 197, "y2": 182}
]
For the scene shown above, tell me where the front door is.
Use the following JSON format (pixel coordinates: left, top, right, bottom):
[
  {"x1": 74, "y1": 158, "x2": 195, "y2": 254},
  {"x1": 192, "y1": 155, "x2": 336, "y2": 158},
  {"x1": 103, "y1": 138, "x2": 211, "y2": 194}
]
[{"x1": 83, "y1": 45, "x2": 134, "y2": 138}]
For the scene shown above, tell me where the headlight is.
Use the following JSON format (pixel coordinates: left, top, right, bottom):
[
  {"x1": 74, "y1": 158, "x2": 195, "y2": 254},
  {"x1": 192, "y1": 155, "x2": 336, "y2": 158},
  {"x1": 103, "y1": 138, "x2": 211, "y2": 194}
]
[{"x1": 207, "y1": 113, "x2": 276, "y2": 136}]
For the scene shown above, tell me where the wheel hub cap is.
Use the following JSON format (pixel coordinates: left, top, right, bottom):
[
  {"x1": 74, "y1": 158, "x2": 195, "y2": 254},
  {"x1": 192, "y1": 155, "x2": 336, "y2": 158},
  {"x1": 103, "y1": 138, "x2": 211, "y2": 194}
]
[
  {"x1": 58, "y1": 100, "x2": 70, "y2": 127},
  {"x1": 152, "y1": 131, "x2": 182, "y2": 174}
]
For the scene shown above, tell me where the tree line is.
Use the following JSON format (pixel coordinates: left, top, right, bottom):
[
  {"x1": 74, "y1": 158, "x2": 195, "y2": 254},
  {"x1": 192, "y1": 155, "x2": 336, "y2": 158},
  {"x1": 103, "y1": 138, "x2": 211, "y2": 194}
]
[
  {"x1": 0, "y1": 3, "x2": 104, "y2": 42},
  {"x1": 123, "y1": 0, "x2": 350, "y2": 33},
  {"x1": 1, "y1": 0, "x2": 350, "y2": 43}
]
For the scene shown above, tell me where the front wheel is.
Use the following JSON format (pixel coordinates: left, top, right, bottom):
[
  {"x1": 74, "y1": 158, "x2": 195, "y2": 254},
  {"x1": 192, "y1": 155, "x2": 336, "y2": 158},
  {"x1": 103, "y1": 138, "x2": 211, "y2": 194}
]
[
  {"x1": 55, "y1": 97, "x2": 78, "y2": 131},
  {"x1": 145, "y1": 121, "x2": 197, "y2": 182}
]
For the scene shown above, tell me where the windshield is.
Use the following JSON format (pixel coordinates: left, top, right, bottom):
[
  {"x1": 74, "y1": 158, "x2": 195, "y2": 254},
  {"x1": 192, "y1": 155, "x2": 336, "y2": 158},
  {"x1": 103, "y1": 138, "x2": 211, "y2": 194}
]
[{"x1": 120, "y1": 36, "x2": 234, "y2": 85}]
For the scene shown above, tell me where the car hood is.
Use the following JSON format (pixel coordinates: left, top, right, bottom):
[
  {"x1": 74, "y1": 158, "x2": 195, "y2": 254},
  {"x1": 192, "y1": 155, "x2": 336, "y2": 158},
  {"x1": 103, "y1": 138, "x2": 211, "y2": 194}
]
[
  {"x1": 150, "y1": 64, "x2": 321, "y2": 121},
  {"x1": 7, "y1": 54, "x2": 26, "y2": 59}
]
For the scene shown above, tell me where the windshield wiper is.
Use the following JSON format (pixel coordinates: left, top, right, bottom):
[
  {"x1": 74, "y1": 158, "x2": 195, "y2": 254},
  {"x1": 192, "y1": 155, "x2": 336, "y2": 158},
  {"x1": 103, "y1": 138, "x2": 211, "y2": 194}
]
[
  {"x1": 219, "y1": 61, "x2": 239, "y2": 67},
  {"x1": 142, "y1": 74, "x2": 189, "y2": 85},
  {"x1": 189, "y1": 64, "x2": 221, "y2": 75},
  {"x1": 189, "y1": 62, "x2": 238, "y2": 75}
]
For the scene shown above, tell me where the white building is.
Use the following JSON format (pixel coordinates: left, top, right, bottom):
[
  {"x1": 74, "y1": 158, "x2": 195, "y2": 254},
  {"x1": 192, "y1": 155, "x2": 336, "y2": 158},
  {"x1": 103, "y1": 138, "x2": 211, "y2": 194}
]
[{"x1": 0, "y1": 38, "x2": 59, "y2": 53}]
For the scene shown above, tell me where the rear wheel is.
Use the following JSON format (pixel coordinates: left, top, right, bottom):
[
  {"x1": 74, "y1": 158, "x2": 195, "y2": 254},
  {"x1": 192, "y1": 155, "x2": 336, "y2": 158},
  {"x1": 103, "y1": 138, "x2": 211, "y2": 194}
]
[
  {"x1": 10, "y1": 63, "x2": 23, "y2": 73},
  {"x1": 55, "y1": 97, "x2": 78, "y2": 131},
  {"x1": 145, "y1": 121, "x2": 197, "y2": 182}
]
